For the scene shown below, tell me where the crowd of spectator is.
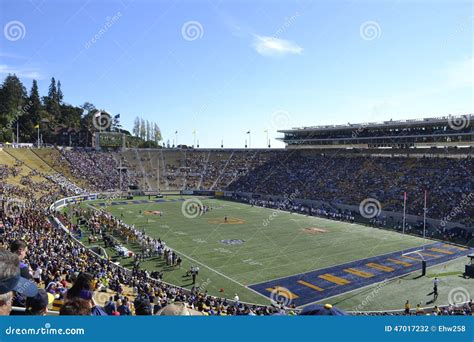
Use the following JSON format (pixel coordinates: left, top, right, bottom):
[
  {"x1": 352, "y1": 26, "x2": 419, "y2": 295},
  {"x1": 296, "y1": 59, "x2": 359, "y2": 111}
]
[
  {"x1": 61, "y1": 149, "x2": 137, "y2": 191},
  {"x1": 228, "y1": 152, "x2": 473, "y2": 228}
]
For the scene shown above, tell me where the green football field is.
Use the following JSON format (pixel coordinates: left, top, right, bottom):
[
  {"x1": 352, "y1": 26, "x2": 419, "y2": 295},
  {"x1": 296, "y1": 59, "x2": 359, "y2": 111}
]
[{"x1": 78, "y1": 195, "x2": 471, "y2": 311}]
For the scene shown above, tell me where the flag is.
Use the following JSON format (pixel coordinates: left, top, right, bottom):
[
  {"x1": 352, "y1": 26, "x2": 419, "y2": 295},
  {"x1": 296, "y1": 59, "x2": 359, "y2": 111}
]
[
  {"x1": 246, "y1": 131, "x2": 250, "y2": 134},
  {"x1": 175, "y1": 130, "x2": 178, "y2": 134},
  {"x1": 192, "y1": 129, "x2": 196, "y2": 134},
  {"x1": 264, "y1": 129, "x2": 268, "y2": 133},
  {"x1": 34, "y1": 124, "x2": 39, "y2": 129},
  {"x1": 114, "y1": 113, "x2": 120, "y2": 118}
]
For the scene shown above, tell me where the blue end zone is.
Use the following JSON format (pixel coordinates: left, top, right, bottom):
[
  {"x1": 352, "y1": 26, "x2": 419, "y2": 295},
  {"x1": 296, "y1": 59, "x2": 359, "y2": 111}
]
[{"x1": 249, "y1": 242, "x2": 472, "y2": 307}]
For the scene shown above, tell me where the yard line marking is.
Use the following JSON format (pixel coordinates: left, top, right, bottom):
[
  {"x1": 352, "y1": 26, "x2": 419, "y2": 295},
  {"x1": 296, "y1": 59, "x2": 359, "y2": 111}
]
[
  {"x1": 429, "y1": 248, "x2": 454, "y2": 255},
  {"x1": 401, "y1": 255, "x2": 421, "y2": 261},
  {"x1": 418, "y1": 252, "x2": 440, "y2": 258},
  {"x1": 366, "y1": 263, "x2": 394, "y2": 272},
  {"x1": 443, "y1": 244, "x2": 467, "y2": 251},
  {"x1": 387, "y1": 258, "x2": 412, "y2": 267},
  {"x1": 344, "y1": 268, "x2": 374, "y2": 278},
  {"x1": 297, "y1": 280, "x2": 324, "y2": 292},
  {"x1": 318, "y1": 274, "x2": 351, "y2": 285}
]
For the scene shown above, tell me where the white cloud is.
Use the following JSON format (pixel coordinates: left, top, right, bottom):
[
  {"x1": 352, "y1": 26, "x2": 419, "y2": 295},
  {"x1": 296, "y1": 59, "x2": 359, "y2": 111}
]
[
  {"x1": 0, "y1": 64, "x2": 43, "y2": 79},
  {"x1": 253, "y1": 35, "x2": 303, "y2": 57}
]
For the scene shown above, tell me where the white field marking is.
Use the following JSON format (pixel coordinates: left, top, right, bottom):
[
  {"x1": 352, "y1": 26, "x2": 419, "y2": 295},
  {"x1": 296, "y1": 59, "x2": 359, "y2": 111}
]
[
  {"x1": 213, "y1": 247, "x2": 233, "y2": 254},
  {"x1": 242, "y1": 258, "x2": 263, "y2": 266},
  {"x1": 402, "y1": 249, "x2": 424, "y2": 256},
  {"x1": 296, "y1": 255, "x2": 469, "y2": 310},
  {"x1": 192, "y1": 238, "x2": 208, "y2": 244},
  {"x1": 125, "y1": 211, "x2": 133, "y2": 214},
  {"x1": 173, "y1": 231, "x2": 188, "y2": 236},
  {"x1": 246, "y1": 242, "x2": 434, "y2": 286},
  {"x1": 161, "y1": 244, "x2": 270, "y2": 301}
]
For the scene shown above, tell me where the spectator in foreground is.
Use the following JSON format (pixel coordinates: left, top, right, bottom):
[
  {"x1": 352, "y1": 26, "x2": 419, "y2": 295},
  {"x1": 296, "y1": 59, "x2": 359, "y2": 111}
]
[
  {"x1": 0, "y1": 248, "x2": 38, "y2": 316},
  {"x1": 25, "y1": 289, "x2": 55, "y2": 316},
  {"x1": 10, "y1": 240, "x2": 32, "y2": 279},
  {"x1": 59, "y1": 298, "x2": 92, "y2": 316},
  {"x1": 134, "y1": 296, "x2": 153, "y2": 316},
  {"x1": 66, "y1": 272, "x2": 107, "y2": 315}
]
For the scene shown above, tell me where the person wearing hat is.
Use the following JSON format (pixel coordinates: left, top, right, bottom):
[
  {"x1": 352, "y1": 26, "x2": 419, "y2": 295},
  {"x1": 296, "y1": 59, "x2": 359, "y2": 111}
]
[
  {"x1": 0, "y1": 249, "x2": 38, "y2": 316},
  {"x1": 25, "y1": 289, "x2": 55, "y2": 316}
]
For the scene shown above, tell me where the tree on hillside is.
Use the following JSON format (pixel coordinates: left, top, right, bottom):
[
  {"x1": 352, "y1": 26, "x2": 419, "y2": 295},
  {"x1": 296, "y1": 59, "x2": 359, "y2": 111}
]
[
  {"x1": 153, "y1": 123, "x2": 162, "y2": 143},
  {"x1": 0, "y1": 74, "x2": 27, "y2": 142},
  {"x1": 18, "y1": 80, "x2": 42, "y2": 142},
  {"x1": 57, "y1": 80, "x2": 63, "y2": 104},
  {"x1": 139, "y1": 118, "x2": 146, "y2": 140},
  {"x1": 44, "y1": 77, "x2": 61, "y2": 128},
  {"x1": 133, "y1": 117, "x2": 140, "y2": 137}
]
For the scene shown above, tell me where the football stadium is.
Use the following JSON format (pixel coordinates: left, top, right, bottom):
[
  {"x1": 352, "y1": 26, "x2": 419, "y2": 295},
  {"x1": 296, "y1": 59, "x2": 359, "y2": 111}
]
[
  {"x1": 1, "y1": 113, "x2": 473, "y2": 317},
  {"x1": 0, "y1": 0, "x2": 473, "y2": 341}
]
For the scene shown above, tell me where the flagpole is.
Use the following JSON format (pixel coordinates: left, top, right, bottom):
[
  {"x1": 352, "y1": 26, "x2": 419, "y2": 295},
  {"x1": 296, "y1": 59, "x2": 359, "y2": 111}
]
[
  {"x1": 423, "y1": 190, "x2": 427, "y2": 239},
  {"x1": 156, "y1": 156, "x2": 160, "y2": 194},
  {"x1": 37, "y1": 126, "x2": 40, "y2": 147},
  {"x1": 403, "y1": 192, "x2": 407, "y2": 234},
  {"x1": 193, "y1": 130, "x2": 196, "y2": 147}
]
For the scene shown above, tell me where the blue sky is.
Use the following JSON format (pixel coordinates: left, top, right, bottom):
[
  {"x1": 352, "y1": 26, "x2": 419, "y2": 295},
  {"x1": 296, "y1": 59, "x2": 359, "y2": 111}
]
[{"x1": 0, "y1": 0, "x2": 472, "y2": 148}]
